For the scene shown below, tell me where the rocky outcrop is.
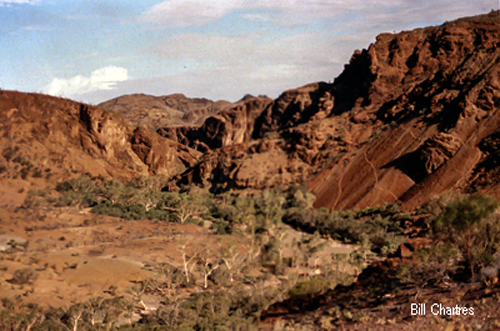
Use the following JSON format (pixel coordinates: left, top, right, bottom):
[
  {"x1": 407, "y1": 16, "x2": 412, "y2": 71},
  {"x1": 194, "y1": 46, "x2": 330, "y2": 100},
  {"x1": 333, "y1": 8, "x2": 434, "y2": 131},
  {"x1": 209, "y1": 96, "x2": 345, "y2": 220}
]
[
  {"x1": 157, "y1": 96, "x2": 274, "y2": 152},
  {"x1": 168, "y1": 11, "x2": 500, "y2": 212},
  {"x1": 0, "y1": 91, "x2": 200, "y2": 182},
  {"x1": 419, "y1": 132, "x2": 463, "y2": 175},
  {"x1": 181, "y1": 100, "x2": 234, "y2": 125},
  {"x1": 308, "y1": 10, "x2": 500, "y2": 211},
  {"x1": 156, "y1": 82, "x2": 336, "y2": 153},
  {"x1": 131, "y1": 127, "x2": 201, "y2": 178},
  {"x1": 252, "y1": 82, "x2": 334, "y2": 138},
  {"x1": 466, "y1": 128, "x2": 500, "y2": 197},
  {"x1": 168, "y1": 109, "x2": 367, "y2": 193}
]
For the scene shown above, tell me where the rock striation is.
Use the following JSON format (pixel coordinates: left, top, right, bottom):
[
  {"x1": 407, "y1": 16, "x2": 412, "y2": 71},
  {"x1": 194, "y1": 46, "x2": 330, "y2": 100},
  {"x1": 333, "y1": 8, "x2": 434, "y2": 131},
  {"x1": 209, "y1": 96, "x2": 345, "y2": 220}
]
[{"x1": 166, "y1": 11, "x2": 500, "y2": 211}]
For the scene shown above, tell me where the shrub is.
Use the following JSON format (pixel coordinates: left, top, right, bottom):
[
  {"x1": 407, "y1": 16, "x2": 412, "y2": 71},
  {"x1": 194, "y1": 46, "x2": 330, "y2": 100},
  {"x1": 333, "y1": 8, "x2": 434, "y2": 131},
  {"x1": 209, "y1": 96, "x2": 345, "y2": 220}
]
[
  {"x1": 288, "y1": 278, "x2": 329, "y2": 300},
  {"x1": 7, "y1": 268, "x2": 38, "y2": 285},
  {"x1": 142, "y1": 290, "x2": 256, "y2": 330},
  {"x1": 433, "y1": 194, "x2": 499, "y2": 233},
  {"x1": 2, "y1": 146, "x2": 18, "y2": 162},
  {"x1": 408, "y1": 243, "x2": 460, "y2": 283},
  {"x1": 146, "y1": 208, "x2": 170, "y2": 221},
  {"x1": 12, "y1": 155, "x2": 24, "y2": 164},
  {"x1": 432, "y1": 194, "x2": 500, "y2": 278},
  {"x1": 55, "y1": 175, "x2": 98, "y2": 207},
  {"x1": 92, "y1": 202, "x2": 145, "y2": 220},
  {"x1": 20, "y1": 167, "x2": 29, "y2": 180},
  {"x1": 282, "y1": 204, "x2": 406, "y2": 255},
  {"x1": 32, "y1": 168, "x2": 43, "y2": 178}
]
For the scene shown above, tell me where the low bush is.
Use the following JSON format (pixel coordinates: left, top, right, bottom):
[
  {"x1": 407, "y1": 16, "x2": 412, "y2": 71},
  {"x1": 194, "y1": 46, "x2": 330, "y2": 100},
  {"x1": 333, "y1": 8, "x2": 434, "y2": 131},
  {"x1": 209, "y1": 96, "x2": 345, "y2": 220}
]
[
  {"x1": 7, "y1": 268, "x2": 37, "y2": 285},
  {"x1": 432, "y1": 194, "x2": 500, "y2": 279},
  {"x1": 282, "y1": 203, "x2": 407, "y2": 255},
  {"x1": 92, "y1": 201, "x2": 171, "y2": 221},
  {"x1": 405, "y1": 243, "x2": 460, "y2": 284},
  {"x1": 2, "y1": 146, "x2": 18, "y2": 162},
  {"x1": 288, "y1": 278, "x2": 329, "y2": 300},
  {"x1": 141, "y1": 289, "x2": 258, "y2": 330}
]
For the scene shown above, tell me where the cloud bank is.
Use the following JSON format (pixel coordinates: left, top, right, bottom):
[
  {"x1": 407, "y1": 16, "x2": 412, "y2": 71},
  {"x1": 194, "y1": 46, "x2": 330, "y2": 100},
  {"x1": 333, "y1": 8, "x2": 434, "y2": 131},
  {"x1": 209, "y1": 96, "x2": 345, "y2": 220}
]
[
  {"x1": 43, "y1": 66, "x2": 130, "y2": 98},
  {"x1": 138, "y1": 0, "x2": 397, "y2": 27},
  {"x1": 139, "y1": 0, "x2": 495, "y2": 29}
]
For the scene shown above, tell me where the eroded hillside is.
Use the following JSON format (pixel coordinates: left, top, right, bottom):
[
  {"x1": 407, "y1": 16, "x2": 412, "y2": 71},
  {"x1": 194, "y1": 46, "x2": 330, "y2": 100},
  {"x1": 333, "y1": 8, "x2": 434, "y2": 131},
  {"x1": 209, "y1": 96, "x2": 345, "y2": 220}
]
[
  {"x1": 164, "y1": 10, "x2": 500, "y2": 213},
  {"x1": 0, "y1": 91, "x2": 200, "y2": 203}
]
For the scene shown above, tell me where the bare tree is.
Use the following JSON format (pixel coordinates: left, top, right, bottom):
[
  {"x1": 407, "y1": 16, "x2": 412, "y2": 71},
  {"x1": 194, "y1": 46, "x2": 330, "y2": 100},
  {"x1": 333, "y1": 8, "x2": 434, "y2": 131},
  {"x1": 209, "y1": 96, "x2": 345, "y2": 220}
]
[
  {"x1": 176, "y1": 240, "x2": 198, "y2": 284},
  {"x1": 196, "y1": 243, "x2": 220, "y2": 288},
  {"x1": 67, "y1": 304, "x2": 84, "y2": 331},
  {"x1": 220, "y1": 242, "x2": 247, "y2": 283},
  {"x1": 128, "y1": 283, "x2": 147, "y2": 311},
  {"x1": 25, "y1": 314, "x2": 43, "y2": 331},
  {"x1": 199, "y1": 256, "x2": 220, "y2": 289}
]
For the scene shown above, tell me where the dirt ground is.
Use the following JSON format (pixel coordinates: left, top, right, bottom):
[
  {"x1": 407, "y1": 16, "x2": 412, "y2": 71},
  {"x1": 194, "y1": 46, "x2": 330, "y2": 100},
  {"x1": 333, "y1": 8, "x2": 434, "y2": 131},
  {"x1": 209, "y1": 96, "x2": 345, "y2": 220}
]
[
  {"x1": 0, "y1": 204, "x2": 209, "y2": 308},
  {"x1": 0, "y1": 200, "x2": 357, "y2": 313}
]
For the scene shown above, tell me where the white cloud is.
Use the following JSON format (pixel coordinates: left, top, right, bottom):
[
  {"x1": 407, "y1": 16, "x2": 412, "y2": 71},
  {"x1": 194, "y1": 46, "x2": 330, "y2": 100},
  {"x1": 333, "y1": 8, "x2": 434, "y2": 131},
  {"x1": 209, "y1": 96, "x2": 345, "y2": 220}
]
[
  {"x1": 138, "y1": 0, "x2": 242, "y2": 27},
  {"x1": 0, "y1": 0, "x2": 38, "y2": 5},
  {"x1": 138, "y1": 0, "x2": 399, "y2": 27},
  {"x1": 43, "y1": 66, "x2": 130, "y2": 98},
  {"x1": 240, "y1": 13, "x2": 271, "y2": 22}
]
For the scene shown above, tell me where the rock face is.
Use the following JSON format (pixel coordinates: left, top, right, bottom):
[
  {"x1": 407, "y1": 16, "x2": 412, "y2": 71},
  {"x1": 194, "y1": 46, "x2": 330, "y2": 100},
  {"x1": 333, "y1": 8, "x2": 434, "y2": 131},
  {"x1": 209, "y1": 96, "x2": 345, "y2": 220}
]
[
  {"x1": 168, "y1": 11, "x2": 500, "y2": 211},
  {"x1": 308, "y1": 10, "x2": 500, "y2": 211},
  {"x1": 0, "y1": 91, "x2": 200, "y2": 182},
  {"x1": 130, "y1": 127, "x2": 200, "y2": 177},
  {"x1": 158, "y1": 96, "x2": 273, "y2": 152},
  {"x1": 156, "y1": 82, "x2": 335, "y2": 153}
]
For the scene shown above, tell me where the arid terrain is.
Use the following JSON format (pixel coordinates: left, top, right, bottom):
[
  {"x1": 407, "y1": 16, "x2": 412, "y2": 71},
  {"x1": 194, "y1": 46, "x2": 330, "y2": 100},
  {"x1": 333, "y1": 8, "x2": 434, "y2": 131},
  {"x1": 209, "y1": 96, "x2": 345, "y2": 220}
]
[{"x1": 0, "y1": 10, "x2": 500, "y2": 331}]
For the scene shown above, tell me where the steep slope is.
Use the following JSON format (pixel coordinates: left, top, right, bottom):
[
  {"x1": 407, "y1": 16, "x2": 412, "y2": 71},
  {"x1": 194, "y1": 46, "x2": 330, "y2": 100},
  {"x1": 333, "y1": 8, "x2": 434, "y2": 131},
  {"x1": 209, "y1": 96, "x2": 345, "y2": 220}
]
[
  {"x1": 168, "y1": 11, "x2": 500, "y2": 212},
  {"x1": 98, "y1": 93, "x2": 233, "y2": 131},
  {"x1": 0, "y1": 91, "x2": 200, "y2": 195},
  {"x1": 309, "y1": 10, "x2": 500, "y2": 211}
]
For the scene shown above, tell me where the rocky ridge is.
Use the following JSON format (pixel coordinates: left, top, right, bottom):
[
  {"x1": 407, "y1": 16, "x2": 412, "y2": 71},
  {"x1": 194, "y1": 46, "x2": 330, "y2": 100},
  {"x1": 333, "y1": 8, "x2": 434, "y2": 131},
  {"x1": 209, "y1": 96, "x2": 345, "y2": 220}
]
[
  {"x1": 164, "y1": 10, "x2": 500, "y2": 212},
  {"x1": 0, "y1": 10, "x2": 499, "y2": 331}
]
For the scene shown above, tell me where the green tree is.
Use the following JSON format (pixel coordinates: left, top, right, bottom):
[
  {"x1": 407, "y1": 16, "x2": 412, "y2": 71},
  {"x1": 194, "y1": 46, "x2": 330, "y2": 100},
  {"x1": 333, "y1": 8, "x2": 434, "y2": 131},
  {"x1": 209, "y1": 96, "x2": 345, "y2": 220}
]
[
  {"x1": 55, "y1": 174, "x2": 97, "y2": 207},
  {"x1": 433, "y1": 194, "x2": 500, "y2": 278},
  {"x1": 98, "y1": 179, "x2": 125, "y2": 204}
]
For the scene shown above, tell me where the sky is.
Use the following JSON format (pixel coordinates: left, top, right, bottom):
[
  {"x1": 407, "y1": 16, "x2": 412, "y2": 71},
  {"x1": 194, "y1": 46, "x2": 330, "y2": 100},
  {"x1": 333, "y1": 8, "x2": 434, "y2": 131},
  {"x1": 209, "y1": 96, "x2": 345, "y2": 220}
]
[{"x1": 1, "y1": 0, "x2": 498, "y2": 104}]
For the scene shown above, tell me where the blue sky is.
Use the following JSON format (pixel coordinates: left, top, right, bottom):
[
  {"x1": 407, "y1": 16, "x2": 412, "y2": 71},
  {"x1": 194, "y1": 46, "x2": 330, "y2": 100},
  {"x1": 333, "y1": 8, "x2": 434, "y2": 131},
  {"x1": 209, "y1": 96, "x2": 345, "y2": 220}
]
[{"x1": 1, "y1": 0, "x2": 498, "y2": 103}]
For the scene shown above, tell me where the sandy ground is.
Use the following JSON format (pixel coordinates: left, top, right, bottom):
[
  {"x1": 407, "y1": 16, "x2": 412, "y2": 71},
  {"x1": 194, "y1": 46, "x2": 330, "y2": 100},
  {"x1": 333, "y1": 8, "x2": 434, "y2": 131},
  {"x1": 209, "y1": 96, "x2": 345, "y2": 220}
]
[{"x1": 0, "y1": 202, "x2": 357, "y2": 311}]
